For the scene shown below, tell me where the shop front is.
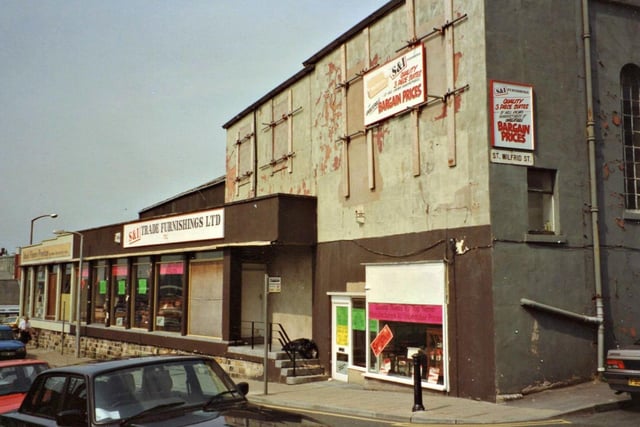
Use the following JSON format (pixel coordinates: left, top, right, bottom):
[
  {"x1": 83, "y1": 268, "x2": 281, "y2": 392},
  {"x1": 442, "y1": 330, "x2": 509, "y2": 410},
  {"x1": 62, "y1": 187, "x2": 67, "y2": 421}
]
[
  {"x1": 365, "y1": 261, "x2": 447, "y2": 391},
  {"x1": 329, "y1": 261, "x2": 447, "y2": 391}
]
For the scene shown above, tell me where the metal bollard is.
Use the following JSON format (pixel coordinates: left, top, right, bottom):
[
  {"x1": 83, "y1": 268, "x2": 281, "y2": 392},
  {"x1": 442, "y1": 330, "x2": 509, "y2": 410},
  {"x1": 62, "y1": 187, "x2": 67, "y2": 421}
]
[{"x1": 412, "y1": 352, "x2": 425, "y2": 411}]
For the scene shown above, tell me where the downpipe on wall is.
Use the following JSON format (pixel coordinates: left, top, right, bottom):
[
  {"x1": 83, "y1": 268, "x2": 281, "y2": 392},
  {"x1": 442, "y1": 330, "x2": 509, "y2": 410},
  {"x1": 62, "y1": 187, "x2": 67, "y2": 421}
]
[{"x1": 582, "y1": 0, "x2": 605, "y2": 373}]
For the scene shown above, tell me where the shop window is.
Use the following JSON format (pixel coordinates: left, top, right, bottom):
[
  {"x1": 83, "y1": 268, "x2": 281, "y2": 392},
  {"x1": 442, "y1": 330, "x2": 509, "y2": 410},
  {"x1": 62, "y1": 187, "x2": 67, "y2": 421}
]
[
  {"x1": 79, "y1": 262, "x2": 89, "y2": 323},
  {"x1": 155, "y1": 256, "x2": 184, "y2": 333},
  {"x1": 92, "y1": 261, "x2": 108, "y2": 324},
  {"x1": 59, "y1": 264, "x2": 72, "y2": 322},
  {"x1": 34, "y1": 266, "x2": 45, "y2": 319},
  {"x1": 621, "y1": 64, "x2": 640, "y2": 211},
  {"x1": 24, "y1": 268, "x2": 33, "y2": 317},
  {"x1": 352, "y1": 299, "x2": 366, "y2": 368},
  {"x1": 368, "y1": 320, "x2": 444, "y2": 385},
  {"x1": 527, "y1": 168, "x2": 557, "y2": 234},
  {"x1": 45, "y1": 266, "x2": 57, "y2": 320},
  {"x1": 132, "y1": 257, "x2": 152, "y2": 329},
  {"x1": 111, "y1": 260, "x2": 129, "y2": 328}
]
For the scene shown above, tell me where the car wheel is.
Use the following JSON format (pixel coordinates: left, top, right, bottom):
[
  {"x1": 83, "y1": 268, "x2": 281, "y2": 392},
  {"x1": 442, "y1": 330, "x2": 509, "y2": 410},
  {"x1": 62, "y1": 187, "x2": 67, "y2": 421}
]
[{"x1": 630, "y1": 393, "x2": 640, "y2": 405}]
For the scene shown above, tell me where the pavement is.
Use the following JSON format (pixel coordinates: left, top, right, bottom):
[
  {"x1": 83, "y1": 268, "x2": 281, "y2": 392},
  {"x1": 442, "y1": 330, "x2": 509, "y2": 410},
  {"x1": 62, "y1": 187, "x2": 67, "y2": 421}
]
[{"x1": 26, "y1": 346, "x2": 631, "y2": 425}]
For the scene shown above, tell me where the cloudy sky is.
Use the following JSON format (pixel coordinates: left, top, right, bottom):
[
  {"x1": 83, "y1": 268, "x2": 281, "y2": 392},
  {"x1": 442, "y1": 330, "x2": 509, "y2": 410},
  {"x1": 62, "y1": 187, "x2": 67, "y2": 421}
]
[{"x1": 0, "y1": 0, "x2": 388, "y2": 252}]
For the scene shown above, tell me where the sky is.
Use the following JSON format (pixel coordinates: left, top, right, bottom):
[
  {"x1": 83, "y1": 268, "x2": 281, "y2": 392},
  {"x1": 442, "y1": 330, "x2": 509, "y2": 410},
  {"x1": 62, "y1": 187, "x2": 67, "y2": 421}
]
[{"x1": 0, "y1": 0, "x2": 389, "y2": 252}]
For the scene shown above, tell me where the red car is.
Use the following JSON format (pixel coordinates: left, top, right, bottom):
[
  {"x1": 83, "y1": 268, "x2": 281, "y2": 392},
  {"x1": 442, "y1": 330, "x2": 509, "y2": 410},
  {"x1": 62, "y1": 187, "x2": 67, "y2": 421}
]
[{"x1": 0, "y1": 359, "x2": 49, "y2": 414}]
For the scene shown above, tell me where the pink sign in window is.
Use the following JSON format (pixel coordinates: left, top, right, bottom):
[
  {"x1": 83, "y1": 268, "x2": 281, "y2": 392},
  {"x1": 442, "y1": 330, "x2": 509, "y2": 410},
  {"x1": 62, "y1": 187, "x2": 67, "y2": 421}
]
[
  {"x1": 368, "y1": 303, "x2": 442, "y2": 324},
  {"x1": 112, "y1": 265, "x2": 128, "y2": 277},
  {"x1": 159, "y1": 262, "x2": 184, "y2": 275}
]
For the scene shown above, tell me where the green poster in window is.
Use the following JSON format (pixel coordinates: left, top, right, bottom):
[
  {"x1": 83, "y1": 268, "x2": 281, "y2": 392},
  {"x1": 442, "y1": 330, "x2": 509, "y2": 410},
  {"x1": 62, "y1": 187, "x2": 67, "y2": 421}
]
[
  {"x1": 336, "y1": 306, "x2": 348, "y2": 326},
  {"x1": 138, "y1": 279, "x2": 147, "y2": 295},
  {"x1": 369, "y1": 318, "x2": 378, "y2": 331},
  {"x1": 99, "y1": 280, "x2": 107, "y2": 295},
  {"x1": 352, "y1": 308, "x2": 366, "y2": 331},
  {"x1": 118, "y1": 280, "x2": 126, "y2": 295}
]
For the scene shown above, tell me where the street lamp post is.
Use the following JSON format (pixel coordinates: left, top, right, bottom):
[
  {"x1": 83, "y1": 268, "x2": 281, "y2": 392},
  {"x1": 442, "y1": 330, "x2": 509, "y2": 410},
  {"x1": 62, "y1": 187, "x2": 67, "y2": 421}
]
[
  {"x1": 54, "y1": 230, "x2": 83, "y2": 358},
  {"x1": 30, "y1": 214, "x2": 58, "y2": 244}
]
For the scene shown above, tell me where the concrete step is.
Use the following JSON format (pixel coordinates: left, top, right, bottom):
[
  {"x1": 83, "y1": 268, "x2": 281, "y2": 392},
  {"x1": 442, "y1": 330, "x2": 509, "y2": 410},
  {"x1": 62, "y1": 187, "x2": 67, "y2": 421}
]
[
  {"x1": 279, "y1": 366, "x2": 325, "y2": 377},
  {"x1": 275, "y1": 358, "x2": 320, "y2": 368}
]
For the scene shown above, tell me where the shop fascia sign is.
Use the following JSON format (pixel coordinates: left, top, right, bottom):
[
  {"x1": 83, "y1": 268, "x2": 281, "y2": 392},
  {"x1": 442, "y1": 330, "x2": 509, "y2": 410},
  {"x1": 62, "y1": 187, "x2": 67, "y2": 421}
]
[
  {"x1": 123, "y1": 208, "x2": 224, "y2": 248},
  {"x1": 363, "y1": 44, "x2": 426, "y2": 126},
  {"x1": 490, "y1": 80, "x2": 535, "y2": 166}
]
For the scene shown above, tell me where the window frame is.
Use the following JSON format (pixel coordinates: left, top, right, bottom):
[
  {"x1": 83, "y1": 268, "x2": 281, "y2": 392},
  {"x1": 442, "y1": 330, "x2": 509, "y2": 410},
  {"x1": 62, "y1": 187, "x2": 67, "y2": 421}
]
[{"x1": 621, "y1": 64, "x2": 640, "y2": 215}]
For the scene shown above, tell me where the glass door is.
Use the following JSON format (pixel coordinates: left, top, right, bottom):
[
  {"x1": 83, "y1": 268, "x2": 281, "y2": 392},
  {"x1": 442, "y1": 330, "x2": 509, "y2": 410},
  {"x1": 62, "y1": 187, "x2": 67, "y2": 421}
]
[{"x1": 331, "y1": 296, "x2": 350, "y2": 381}]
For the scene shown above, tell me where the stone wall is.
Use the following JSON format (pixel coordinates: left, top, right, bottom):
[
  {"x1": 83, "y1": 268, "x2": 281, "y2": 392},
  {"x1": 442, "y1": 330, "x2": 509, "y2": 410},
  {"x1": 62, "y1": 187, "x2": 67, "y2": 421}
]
[{"x1": 33, "y1": 329, "x2": 264, "y2": 380}]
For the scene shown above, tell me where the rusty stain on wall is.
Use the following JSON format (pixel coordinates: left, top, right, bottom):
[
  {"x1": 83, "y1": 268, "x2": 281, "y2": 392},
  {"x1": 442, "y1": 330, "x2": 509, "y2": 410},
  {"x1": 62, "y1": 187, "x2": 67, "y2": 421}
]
[
  {"x1": 315, "y1": 62, "x2": 343, "y2": 175},
  {"x1": 611, "y1": 111, "x2": 621, "y2": 126},
  {"x1": 372, "y1": 125, "x2": 390, "y2": 153}
]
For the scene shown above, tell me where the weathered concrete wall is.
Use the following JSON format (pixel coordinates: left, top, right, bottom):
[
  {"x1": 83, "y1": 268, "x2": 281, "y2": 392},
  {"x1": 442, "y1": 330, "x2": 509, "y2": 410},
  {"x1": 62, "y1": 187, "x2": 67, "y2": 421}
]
[
  {"x1": 486, "y1": 0, "x2": 640, "y2": 395},
  {"x1": 589, "y1": 0, "x2": 640, "y2": 348}
]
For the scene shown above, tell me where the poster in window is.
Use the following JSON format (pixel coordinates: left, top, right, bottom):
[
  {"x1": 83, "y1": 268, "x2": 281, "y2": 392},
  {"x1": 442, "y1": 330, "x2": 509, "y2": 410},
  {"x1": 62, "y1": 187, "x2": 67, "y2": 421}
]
[
  {"x1": 370, "y1": 324, "x2": 393, "y2": 357},
  {"x1": 490, "y1": 80, "x2": 535, "y2": 151}
]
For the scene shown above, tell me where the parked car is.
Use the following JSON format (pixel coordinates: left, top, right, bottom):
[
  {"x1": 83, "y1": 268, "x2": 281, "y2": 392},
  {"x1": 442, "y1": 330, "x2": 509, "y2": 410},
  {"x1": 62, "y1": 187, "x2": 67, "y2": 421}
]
[
  {"x1": 604, "y1": 340, "x2": 640, "y2": 401},
  {"x1": 0, "y1": 325, "x2": 26, "y2": 359},
  {"x1": 0, "y1": 359, "x2": 49, "y2": 414},
  {"x1": 0, "y1": 355, "x2": 327, "y2": 426},
  {"x1": 1, "y1": 316, "x2": 19, "y2": 333}
]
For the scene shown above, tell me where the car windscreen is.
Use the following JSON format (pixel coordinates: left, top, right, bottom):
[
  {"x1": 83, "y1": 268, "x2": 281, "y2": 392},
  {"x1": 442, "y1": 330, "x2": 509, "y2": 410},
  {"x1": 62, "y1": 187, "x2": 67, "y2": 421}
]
[{"x1": 93, "y1": 359, "x2": 241, "y2": 424}]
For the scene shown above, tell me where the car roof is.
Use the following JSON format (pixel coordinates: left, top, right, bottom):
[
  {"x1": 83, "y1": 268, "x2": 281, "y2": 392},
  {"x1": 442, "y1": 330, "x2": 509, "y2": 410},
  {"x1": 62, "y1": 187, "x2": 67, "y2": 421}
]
[
  {"x1": 44, "y1": 355, "x2": 213, "y2": 376},
  {"x1": 0, "y1": 359, "x2": 48, "y2": 368}
]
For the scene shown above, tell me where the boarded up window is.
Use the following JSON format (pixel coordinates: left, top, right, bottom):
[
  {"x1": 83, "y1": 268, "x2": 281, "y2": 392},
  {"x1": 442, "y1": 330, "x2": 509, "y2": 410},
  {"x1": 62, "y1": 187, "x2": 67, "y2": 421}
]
[{"x1": 188, "y1": 260, "x2": 223, "y2": 338}]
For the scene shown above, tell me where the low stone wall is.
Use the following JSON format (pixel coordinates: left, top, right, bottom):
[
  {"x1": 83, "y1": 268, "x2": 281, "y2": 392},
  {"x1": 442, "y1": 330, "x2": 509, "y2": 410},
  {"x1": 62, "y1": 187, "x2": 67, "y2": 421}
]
[{"x1": 33, "y1": 329, "x2": 264, "y2": 380}]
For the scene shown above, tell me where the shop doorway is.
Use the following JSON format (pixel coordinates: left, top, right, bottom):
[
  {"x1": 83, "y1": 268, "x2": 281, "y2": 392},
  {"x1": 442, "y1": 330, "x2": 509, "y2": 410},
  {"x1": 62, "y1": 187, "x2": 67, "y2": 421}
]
[
  {"x1": 241, "y1": 264, "x2": 266, "y2": 343},
  {"x1": 331, "y1": 297, "x2": 350, "y2": 381},
  {"x1": 329, "y1": 292, "x2": 366, "y2": 382}
]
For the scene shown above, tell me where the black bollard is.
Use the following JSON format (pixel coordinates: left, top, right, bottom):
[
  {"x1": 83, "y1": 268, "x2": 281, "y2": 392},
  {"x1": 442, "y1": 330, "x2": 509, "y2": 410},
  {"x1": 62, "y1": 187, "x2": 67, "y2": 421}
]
[{"x1": 412, "y1": 352, "x2": 425, "y2": 411}]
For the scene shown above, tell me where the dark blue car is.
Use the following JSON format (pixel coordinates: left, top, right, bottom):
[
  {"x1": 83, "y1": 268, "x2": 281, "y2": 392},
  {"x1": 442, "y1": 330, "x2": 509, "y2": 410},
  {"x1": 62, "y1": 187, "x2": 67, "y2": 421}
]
[{"x1": 0, "y1": 325, "x2": 26, "y2": 359}]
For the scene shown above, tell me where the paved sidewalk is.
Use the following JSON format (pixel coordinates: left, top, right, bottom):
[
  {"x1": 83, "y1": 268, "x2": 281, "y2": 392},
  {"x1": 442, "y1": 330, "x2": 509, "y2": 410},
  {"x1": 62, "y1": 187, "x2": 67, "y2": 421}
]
[{"x1": 27, "y1": 346, "x2": 630, "y2": 425}]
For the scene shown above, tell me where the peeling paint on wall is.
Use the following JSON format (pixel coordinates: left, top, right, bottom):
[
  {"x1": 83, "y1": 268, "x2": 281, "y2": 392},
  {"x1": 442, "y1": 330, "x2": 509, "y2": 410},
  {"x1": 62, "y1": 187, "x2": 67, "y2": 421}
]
[
  {"x1": 315, "y1": 62, "x2": 343, "y2": 176},
  {"x1": 372, "y1": 125, "x2": 390, "y2": 153}
]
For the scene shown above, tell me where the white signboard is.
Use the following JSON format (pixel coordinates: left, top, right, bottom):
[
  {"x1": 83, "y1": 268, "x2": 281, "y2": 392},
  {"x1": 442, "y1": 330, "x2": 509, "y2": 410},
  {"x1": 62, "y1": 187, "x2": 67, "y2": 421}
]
[
  {"x1": 268, "y1": 276, "x2": 281, "y2": 293},
  {"x1": 123, "y1": 208, "x2": 224, "y2": 248},
  {"x1": 363, "y1": 44, "x2": 426, "y2": 126},
  {"x1": 490, "y1": 149, "x2": 534, "y2": 166},
  {"x1": 490, "y1": 80, "x2": 535, "y2": 150}
]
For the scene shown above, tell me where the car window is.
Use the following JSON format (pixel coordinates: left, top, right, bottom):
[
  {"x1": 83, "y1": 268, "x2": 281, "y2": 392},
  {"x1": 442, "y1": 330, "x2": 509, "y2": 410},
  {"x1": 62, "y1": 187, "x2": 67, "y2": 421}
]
[
  {"x1": 22, "y1": 375, "x2": 67, "y2": 418},
  {"x1": 62, "y1": 376, "x2": 87, "y2": 412},
  {"x1": 0, "y1": 329, "x2": 14, "y2": 340},
  {"x1": 0, "y1": 363, "x2": 48, "y2": 395}
]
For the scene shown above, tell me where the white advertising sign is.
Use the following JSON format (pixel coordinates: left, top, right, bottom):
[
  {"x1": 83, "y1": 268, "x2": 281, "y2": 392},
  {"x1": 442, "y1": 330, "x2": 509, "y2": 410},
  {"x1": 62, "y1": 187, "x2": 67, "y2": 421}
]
[
  {"x1": 490, "y1": 80, "x2": 535, "y2": 150},
  {"x1": 123, "y1": 208, "x2": 224, "y2": 248},
  {"x1": 364, "y1": 44, "x2": 426, "y2": 126}
]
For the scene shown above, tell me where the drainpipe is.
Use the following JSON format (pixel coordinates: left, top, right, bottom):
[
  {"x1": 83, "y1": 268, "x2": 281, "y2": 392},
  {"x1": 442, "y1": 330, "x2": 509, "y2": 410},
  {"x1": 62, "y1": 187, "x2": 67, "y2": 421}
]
[{"x1": 581, "y1": 0, "x2": 605, "y2": 372}]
